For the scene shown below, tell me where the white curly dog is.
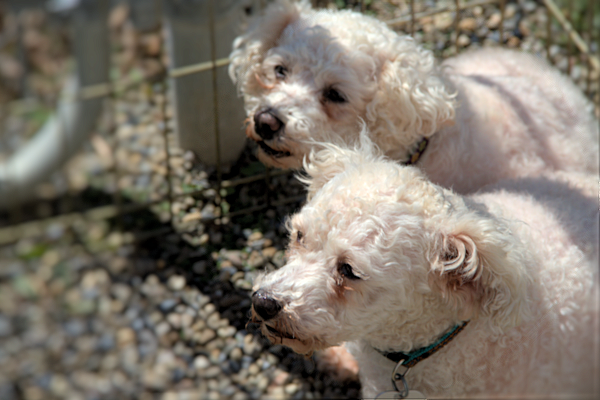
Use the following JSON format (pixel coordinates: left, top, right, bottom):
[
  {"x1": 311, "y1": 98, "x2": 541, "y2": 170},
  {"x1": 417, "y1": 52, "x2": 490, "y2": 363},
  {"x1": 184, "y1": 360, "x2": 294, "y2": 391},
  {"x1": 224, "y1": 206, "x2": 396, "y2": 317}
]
[
  {"x1": 249, "y1": 139, "x2": 599, "y2": 398},
  {"x1": 229, "y1": 0, "x2": 599, "y2": 193}
]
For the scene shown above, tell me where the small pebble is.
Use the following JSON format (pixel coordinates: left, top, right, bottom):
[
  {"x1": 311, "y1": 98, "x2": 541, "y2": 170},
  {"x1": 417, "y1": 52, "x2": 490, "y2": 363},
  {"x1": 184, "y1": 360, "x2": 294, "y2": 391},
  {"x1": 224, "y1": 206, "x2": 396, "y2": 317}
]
[
  {"x1": 230, "y1": 347, "x2": 243, "y2": 361},
  {"x1": 217, "y1": 326, "x2": 236, "y2": 338},
  {"x1": 201, "y1": 303, "x2": 217, "y2": 318},
  {"x1": 167, "y1": 275, "x2": 186, "y2": 291},
  {"x1": 196, "y1": 329, "x2": 216, "y2": 345},
  {"x1": 180, "y1": 313, "x2": 194, "y2": 328},
  {"x1": 154, "y1": 321, "x2": 171, "y2": 337},
  {"x1": 159, "y1": 299, "x2": 178, "y2": 312},
  {"x1": 166, "y1": 313, "x2": 181, "y2": 329},
  {"x1": 458, "y1": 17, "x2": 477, "y2": 32},
  {"x1": 285, "y1": 383, "x2": 301, "y2": 395},
  {"x1": 206, "y1": 313, "x2": 223, "y2": 330},
  {"x1": 261, "y1": 247, "x2": 277, "y2": 259},
  {"x1": 487, "y1": 13, "x2": 502, "y2": 29},
  {"x1": 248, "y1": 363, "x2": 260, "y2": 376},
  {"x1": 201, "y1": 366, "x2": 222, "y2": 379},
  {"x1": 457, "y1": 34, "x2": 471, "y2": 47},
  {"x1": 193, "y1": 355, "x2": 211, "y2": 370}
]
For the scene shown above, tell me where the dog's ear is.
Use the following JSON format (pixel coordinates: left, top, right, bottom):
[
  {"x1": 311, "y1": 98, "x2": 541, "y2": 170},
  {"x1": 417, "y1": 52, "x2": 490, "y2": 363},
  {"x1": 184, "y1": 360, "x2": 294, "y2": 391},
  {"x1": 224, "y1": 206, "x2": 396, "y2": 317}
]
[
  {"x1": 428, "y1": 215, "x2": 530, "y2": 330},
  {"x1": 229, "y1": 0, "x2": 308, "y2": 89},
  {"x1": 366, "y1": 36, "x2": 455, "y2": 155}
]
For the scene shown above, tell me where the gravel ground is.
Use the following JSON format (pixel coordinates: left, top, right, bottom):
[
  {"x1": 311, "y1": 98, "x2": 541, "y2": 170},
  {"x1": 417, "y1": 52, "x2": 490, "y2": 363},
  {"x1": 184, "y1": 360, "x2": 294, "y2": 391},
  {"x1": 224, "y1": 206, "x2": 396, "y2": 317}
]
[{"x1": 0, "y1": 1, "x2": 598, "y2": 399}]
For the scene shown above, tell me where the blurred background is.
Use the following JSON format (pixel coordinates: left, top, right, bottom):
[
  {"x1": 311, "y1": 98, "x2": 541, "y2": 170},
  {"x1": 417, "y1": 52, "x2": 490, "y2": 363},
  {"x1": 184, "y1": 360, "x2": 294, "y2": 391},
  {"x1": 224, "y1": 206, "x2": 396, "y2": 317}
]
[{"x1": 0, "y1": 0, "x2": 598, "y2": 399}]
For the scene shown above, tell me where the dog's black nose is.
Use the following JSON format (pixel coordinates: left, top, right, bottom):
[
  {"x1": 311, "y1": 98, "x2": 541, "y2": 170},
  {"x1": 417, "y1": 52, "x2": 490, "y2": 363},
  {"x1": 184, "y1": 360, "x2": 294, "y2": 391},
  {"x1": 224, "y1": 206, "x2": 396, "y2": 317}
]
[
  {"x1": 252, "y1": 289, "x2": 282, "y2": 321},
  {"x1": 254, "y1": 110, "x2": 283, "y2": 140}
]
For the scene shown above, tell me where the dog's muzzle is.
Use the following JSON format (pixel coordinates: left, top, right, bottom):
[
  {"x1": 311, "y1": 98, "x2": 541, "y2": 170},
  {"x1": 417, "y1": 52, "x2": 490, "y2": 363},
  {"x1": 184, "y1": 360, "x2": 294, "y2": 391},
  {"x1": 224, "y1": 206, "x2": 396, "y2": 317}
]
[
  {"x1": 253, "y1": 109, "x2": 283, "y2": 140},
  {"x1": 251, "y1": 289, "x2": 282, "y2": 321}
]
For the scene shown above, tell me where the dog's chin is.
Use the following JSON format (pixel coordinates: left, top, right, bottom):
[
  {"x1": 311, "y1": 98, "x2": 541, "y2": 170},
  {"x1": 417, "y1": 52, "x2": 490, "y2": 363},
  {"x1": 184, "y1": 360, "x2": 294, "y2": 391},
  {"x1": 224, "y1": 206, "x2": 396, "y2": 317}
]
[
  {"x1": 256, "y1": 142, "x2": 301, "y2": 169},
  {"x1": 261, "y1": 324, "x2": 323, "y2": 356}
]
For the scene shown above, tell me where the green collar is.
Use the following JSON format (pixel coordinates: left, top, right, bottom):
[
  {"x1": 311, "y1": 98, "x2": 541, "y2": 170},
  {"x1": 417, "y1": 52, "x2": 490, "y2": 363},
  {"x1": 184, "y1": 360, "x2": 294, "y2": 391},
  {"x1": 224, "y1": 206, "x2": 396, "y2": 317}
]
[
  {"x1": 402, "y1": 137, "x2": 430, "y2": 166},
  {"x1": 377, "y1": 321, "x2": 469, "y2": 368}
]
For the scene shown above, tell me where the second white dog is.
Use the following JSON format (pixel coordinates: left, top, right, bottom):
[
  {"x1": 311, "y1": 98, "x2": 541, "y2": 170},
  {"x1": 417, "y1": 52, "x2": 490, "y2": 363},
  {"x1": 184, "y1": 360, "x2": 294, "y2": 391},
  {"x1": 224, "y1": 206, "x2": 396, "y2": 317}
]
[
  {"x1": 230, "y1": 0, "x2": 599, "y2": 193},
  {"x1": 250, "y1": 140, "x2": 598, "y2": 398}
]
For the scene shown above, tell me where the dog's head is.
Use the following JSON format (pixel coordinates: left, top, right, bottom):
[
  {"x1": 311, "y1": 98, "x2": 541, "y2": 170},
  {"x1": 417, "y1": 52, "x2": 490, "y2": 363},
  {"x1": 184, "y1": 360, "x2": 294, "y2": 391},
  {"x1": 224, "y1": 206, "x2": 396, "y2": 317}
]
[
  {"x1": 251, "y1": 140, "x2": 530, "y2": 355},
  {"x1": 229, "y1": 0, "x2": 455, "y2": 168}
]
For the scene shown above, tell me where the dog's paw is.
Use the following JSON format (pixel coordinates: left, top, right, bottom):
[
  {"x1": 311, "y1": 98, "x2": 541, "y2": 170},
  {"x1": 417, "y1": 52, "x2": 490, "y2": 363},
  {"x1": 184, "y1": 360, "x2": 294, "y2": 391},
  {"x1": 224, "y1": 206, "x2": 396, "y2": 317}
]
[{"x1": 314, "y1": 344, "x2": 360, "y2": 382}]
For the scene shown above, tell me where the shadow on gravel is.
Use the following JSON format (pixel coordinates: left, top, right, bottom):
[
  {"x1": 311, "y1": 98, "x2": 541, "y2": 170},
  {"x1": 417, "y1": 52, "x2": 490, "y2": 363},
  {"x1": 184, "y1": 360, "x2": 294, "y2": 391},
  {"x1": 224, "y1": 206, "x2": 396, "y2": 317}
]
[
  {"x1": 0, "y1": 150, "x2": 360, "y2": 397},
  {"x1": 110, "y1": 187, "x2": 362, "y2": 397}
]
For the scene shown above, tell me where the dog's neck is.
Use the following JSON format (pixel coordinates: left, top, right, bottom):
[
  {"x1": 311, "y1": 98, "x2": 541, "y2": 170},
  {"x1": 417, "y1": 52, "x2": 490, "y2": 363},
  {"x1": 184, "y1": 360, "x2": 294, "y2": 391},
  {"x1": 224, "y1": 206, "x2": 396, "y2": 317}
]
[
  {"x1": 362, "y1": 304, "x2": 463, "y2": 356},
  {"x1": 374, "y1": 321, "x2": 469, "y2": 368}
]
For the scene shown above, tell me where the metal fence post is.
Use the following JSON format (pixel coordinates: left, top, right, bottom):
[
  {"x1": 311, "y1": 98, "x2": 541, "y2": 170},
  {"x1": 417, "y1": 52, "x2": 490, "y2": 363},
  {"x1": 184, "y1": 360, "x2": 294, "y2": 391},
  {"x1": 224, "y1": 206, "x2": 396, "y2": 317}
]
[{"x1": 163, "y1": 0, "x2": 250, "y2": 167}]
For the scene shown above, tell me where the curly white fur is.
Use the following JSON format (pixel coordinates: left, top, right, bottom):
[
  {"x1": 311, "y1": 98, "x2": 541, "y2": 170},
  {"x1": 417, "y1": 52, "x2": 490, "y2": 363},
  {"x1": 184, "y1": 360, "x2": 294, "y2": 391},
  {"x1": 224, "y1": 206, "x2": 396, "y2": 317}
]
[
  {"x1": 252, "y1": 138, "x2": 599, "y2": 398},
  {"x1": 230, "y1": 0, "x2": 599, "y2": 193}
]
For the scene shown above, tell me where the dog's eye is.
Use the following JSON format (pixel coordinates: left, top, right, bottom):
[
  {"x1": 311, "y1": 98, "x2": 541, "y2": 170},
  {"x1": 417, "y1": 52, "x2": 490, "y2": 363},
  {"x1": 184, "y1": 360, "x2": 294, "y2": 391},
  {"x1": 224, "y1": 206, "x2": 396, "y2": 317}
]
[
  {"x1": 274, "y1": 65, "x2": 287, "y2": 79},
  {"x1": 339, "y1": 263, "x2": 360, "y2": 280},
  {"x1": 296, "y1": 230, "x2": 303, "y2": 243},
  {"x1": 323, "y1": 87, "x2": 346, "y2": 103}
]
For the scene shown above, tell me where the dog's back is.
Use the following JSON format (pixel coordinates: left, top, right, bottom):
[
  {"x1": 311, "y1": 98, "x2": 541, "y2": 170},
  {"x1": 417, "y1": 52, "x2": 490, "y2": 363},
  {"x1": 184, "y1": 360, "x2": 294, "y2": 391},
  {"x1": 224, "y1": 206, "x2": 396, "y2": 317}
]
[
  {"x1": 354, "y1": 171, "x2": 598, "y2": 398},
  {"x1": 441, "y1": 48, "x2": 599, "y2": 179}
]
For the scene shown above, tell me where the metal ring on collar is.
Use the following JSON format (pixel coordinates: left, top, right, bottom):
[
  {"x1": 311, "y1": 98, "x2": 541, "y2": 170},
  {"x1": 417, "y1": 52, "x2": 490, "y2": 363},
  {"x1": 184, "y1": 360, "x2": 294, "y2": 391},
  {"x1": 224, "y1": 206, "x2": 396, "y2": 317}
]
[
  {"x1": 391, "y1": 362, "x2": 411, "y2": 398},
  {"x1": 391, "y1": 373, "x2": 409, "y2": 398}
]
